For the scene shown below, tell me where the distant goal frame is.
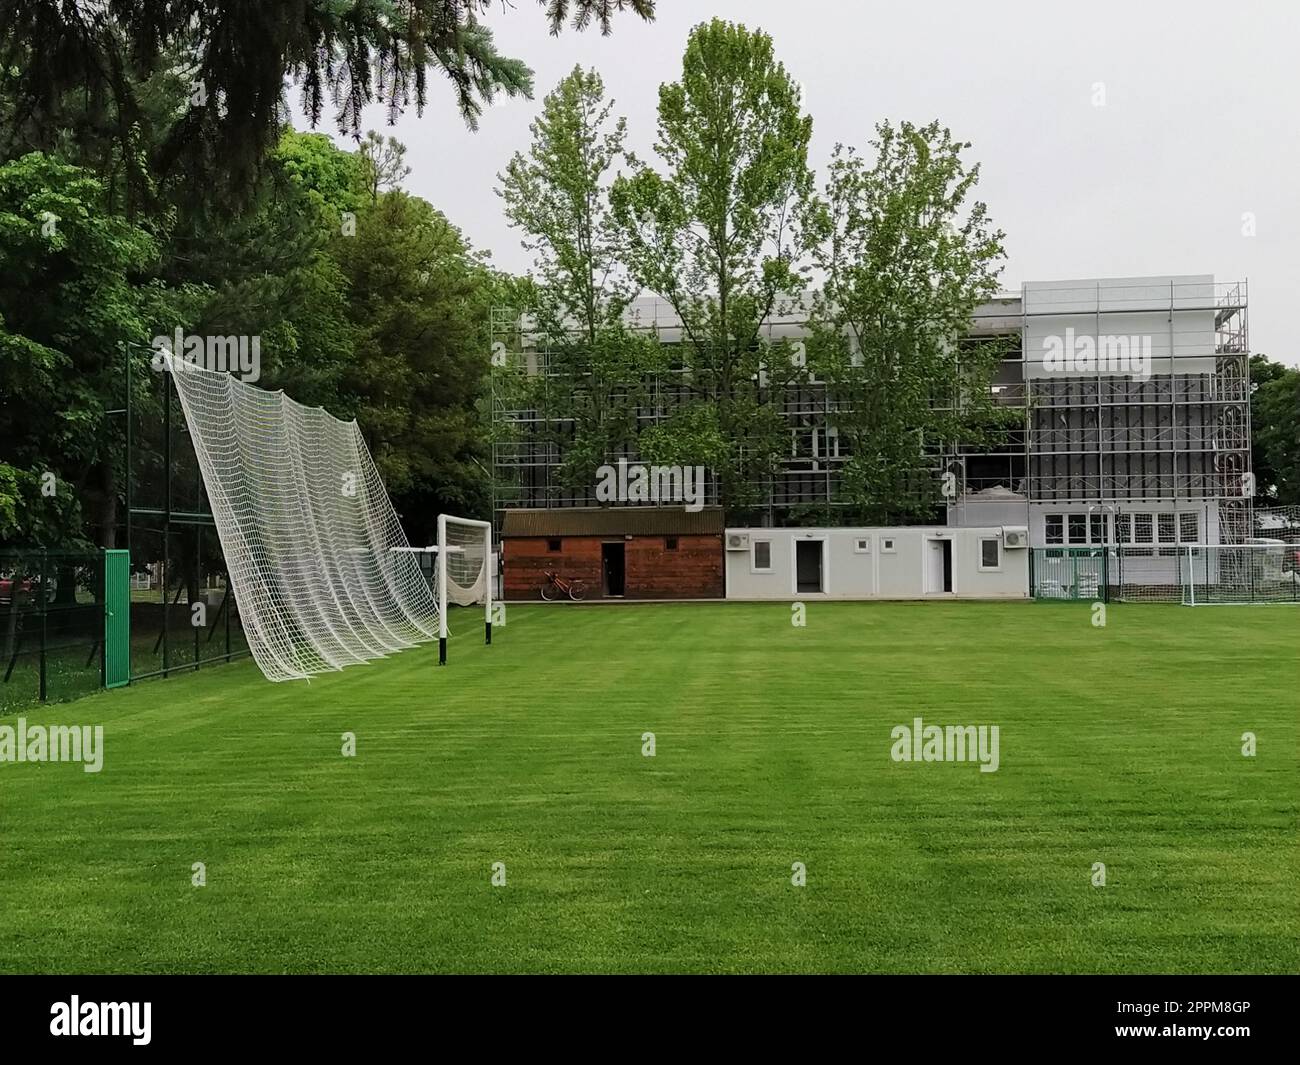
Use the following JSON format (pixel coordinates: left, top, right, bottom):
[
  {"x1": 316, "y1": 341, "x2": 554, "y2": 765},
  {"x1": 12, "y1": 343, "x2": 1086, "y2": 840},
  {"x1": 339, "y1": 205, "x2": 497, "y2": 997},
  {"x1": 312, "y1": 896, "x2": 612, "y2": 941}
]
[{"x1": 436, "y1": 514, "x2": 494, "y2": 664}]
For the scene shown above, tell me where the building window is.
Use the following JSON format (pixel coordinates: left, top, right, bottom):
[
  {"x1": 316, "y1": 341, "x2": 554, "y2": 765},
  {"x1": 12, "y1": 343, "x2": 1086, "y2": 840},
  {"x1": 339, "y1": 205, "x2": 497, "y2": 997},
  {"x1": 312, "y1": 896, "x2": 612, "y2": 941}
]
[
  {"x1": 881, "y1": 538, "x2": 896, "y2": 553},
  {"x1": 1089, "y1": 512, "x2": 1107, "y2": 545},
  {"x1": 1134, "y1": 513, "x2": 1154, "y2": 546},
  {"x1": 854, "y1": 537, "x2": 871, "y2": 554},
  {"x1": 752, "y1": 540, "x2": 773, "y2": 573},
  {"x1": 547, "y1": 538, "x2": 562, "y2": 553},
  {"x1": 825, "y1": 426, "x2": 840, "y2": 459},
  {"x1": 1045, "y1": 514, "x2": 1064, "y2": 545},
  {"x1": 1067, "y1": 513, "x2": 1087, "y2": 545},
  {"x1": 1179, "y1": 513, "x2": 1199, "y2": 544},
  {"x1": 790, "y1": 425, "x2": 814, "y2": 459},
  {"x1": 1116, "y1": 514, "x2": 1132, "y2": 544},
  {"x1": 979, "y1": 538, "x2": 1001, "y2": 571},
  {"x1": 665, "y1": 537, "x2": 679, "y2": 551},
  {"x1": 1157, "y1": 513, "x2": 1177, "y2": 557}
]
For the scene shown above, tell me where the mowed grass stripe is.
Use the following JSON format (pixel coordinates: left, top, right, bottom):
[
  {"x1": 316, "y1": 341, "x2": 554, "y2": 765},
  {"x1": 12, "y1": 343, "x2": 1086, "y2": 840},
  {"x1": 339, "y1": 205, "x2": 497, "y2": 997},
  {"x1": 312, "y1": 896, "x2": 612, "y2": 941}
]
[{"x1": 0, "y1": 602, "x2": 1295, "y2": 973}]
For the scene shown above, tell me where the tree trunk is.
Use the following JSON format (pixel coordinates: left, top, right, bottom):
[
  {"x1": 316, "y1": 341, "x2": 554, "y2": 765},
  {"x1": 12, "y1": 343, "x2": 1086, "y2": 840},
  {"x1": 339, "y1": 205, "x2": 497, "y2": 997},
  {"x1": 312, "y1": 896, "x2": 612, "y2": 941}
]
[{"x1": 97, "y1": 459, "x2": 118, "y2": 550}]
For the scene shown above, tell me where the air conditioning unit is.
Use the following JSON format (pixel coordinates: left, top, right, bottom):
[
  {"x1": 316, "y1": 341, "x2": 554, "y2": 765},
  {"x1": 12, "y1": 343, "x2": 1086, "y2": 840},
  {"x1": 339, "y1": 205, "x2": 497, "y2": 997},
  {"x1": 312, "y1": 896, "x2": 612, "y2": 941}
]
[
  {"x1": 726, "y1": 532, "x2": 750, "y2": 551},
  {"x1": 1002, "y1": 526, "x2": 1029, "y2": 549}
]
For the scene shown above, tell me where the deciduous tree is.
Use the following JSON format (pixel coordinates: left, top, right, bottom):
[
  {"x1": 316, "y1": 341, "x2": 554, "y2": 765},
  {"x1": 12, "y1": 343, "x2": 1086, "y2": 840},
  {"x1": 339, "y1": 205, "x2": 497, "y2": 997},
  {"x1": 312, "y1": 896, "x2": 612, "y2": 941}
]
[
  {"x1": 611, "y1": 19, "x2": 815, "y2": 513},
  {"x1": 805, "y1": 121, "x2": 1009, "y2": 523}
]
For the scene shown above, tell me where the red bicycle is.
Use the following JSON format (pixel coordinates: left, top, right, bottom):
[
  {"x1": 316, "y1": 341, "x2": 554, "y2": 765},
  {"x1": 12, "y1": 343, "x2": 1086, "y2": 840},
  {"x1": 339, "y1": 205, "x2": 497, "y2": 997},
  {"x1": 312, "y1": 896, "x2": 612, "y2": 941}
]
[{"x1": 540, "y1": 570, "x2": 587, "y2": 601}]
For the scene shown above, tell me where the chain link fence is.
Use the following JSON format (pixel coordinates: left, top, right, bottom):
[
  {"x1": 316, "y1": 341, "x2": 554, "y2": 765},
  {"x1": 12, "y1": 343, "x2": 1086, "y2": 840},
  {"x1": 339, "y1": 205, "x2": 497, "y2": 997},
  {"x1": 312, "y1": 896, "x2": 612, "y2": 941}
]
[
  {"x1": 126, "y1": 524, "x2": 249, "y2": 682},
  {"x1": 0, "y1": 550, "x2": 105, "y2": 712},
  {"x1": 1, "y1": 532, "x2": 251, "y2": 714}
]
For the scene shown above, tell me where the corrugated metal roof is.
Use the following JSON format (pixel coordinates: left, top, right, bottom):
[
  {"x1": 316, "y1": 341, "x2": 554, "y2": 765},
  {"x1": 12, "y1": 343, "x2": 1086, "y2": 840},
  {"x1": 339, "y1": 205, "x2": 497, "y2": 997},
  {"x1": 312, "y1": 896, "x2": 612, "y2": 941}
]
[{"x1": 502, "y1": 507, "x2": 724, "y2": 538}]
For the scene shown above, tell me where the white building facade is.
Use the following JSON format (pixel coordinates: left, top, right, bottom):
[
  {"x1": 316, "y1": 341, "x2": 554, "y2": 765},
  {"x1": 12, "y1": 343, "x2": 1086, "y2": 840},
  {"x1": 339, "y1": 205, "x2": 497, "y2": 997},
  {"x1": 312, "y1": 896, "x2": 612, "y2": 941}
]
[{"x1": 724, "y1": 526, "x2": 1030, "y2": 600}]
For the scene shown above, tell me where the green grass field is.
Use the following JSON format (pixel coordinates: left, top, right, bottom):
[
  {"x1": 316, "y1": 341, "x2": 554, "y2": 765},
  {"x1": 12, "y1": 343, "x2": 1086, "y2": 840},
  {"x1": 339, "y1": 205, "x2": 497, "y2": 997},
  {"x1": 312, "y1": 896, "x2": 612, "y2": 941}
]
[{"x1": 0, "y1": 601, "x2": 1295, "y2": 974}]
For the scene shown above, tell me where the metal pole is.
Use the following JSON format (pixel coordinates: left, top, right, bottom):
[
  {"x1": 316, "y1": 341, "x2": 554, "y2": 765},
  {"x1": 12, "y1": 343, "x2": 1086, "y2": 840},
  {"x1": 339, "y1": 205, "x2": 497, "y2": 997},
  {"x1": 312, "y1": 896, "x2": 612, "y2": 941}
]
[
  {"x1": 100, "y1": 552, "x2": 107, "y2": 688},
  {"x1": 1115, "y1": 504, "x2": 1124, "y2": 598},
  {"x1": 39, "y1": 550, "x2": 47, "y2": 702},
  {"x1": 125, "y1": 342, "x2": 132, "y2": 561},
  {"x1": 1169, "y1": 280, "x2": 1178, "y2": 507},
  {"x1": 193, "y1": 523, "x2": 201, "y2": 669},
  {"x1": 162, "y1": 366, "x2": 171, "y2": 676},
  {"x1": 225, "y1": 555, "x2": 232, "y2": 661}
]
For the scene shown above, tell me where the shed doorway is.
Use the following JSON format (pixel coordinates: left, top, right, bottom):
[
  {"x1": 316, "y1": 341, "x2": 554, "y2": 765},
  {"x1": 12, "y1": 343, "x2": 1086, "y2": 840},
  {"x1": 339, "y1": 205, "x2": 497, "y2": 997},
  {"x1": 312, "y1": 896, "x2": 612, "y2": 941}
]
[{"x1": 602, "y1": 542, "x2": 625, "y2": 597}]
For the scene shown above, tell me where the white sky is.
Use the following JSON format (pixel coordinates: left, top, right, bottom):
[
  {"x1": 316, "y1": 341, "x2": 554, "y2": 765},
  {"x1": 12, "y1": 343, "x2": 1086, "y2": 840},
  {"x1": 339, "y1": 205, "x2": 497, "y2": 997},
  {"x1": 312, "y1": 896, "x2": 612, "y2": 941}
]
[{"x1": 293, "y1": 0, "x2": 1298, "y2": 364}]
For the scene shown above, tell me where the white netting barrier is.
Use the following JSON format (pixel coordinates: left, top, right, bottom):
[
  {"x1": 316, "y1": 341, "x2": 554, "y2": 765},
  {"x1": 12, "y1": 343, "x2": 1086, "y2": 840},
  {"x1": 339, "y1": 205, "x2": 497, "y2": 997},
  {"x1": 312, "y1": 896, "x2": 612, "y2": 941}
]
[
  {"x1": 1111, "y1": 545, "x2": 1185, "y2": 603},
  {"x1": 166, "y1": 357, "x2": 439, "y2": 681}
]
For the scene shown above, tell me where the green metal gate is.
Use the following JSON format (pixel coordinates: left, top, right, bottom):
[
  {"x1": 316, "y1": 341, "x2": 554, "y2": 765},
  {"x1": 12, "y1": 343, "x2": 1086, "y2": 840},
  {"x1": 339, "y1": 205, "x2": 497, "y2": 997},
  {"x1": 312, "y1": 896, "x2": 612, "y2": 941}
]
[
  {"x1": 104, "y1": 549, "x2": 130, "y2": 688},
  {"x1": 1031, "y1": 547, "x2": 1109, "y2": 601}
]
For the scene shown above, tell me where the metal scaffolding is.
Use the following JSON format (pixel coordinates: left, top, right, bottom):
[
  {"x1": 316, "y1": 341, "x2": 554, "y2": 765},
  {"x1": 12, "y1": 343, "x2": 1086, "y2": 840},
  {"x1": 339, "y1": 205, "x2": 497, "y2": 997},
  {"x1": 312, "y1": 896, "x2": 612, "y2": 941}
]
[
  {"x1": 1015, "y1": 280, "x2": 1250, "y2": 540},
  {"x1": 490, "y1": 279, "x2": 1252, "y2": 539}
]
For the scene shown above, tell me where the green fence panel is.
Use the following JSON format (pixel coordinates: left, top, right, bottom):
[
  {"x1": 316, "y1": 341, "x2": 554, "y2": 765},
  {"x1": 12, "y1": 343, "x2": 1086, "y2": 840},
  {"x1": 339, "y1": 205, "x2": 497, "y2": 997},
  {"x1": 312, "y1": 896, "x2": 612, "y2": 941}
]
[
  {"x1": 1032, "y1": 547, "x2": 1109, "y2": 601},
  {"x1": 104, "y1": 549, "x2": 130, "y2": 688}
]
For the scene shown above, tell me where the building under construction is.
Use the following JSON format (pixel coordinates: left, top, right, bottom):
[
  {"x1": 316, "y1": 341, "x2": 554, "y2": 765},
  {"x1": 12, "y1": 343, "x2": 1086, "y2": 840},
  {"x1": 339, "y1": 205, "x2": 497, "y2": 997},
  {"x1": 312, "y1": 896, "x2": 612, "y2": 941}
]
[{"x1": 490, "y1": 274, "x2": 1252, "y2": 550}]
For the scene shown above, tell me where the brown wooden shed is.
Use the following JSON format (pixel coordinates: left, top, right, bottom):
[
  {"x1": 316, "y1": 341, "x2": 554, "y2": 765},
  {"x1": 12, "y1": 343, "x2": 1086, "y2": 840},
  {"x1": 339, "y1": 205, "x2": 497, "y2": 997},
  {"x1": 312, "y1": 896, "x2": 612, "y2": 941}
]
[{"x1": 501, "y1": 507, "x2": 724, "y2": 601}]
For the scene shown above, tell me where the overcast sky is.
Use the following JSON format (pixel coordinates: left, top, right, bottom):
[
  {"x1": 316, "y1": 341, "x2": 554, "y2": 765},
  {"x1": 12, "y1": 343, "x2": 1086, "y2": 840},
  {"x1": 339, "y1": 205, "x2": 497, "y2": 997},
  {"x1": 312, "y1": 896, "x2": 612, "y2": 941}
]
[{"x1": 294, "y1": 0, "x2": 1298, "y2": 364}]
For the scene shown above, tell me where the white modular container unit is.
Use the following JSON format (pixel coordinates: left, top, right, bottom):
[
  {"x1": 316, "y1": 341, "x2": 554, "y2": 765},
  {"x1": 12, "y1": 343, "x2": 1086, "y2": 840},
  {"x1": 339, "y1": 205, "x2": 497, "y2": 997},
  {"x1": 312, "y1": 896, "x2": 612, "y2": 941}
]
[{"x1": 724, "y1": 526, "x2": 1029, "y2": 600}]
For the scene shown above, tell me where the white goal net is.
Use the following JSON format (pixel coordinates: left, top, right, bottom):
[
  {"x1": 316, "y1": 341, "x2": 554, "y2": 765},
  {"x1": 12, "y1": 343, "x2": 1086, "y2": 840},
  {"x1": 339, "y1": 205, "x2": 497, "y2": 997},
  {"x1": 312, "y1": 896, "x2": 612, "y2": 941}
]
[
  {"x1": 165, "y1": 357, "x2": 440, "y2": 681},
  {"x1": 1181, "y1": 544, "x2": 1300, "y2": 605},
  {"x1": 436, "y1": 514, "x2": 493, "y2": 664},
  {"x1": 439, "y1": 516, "x2": 490, "y2": 607}
]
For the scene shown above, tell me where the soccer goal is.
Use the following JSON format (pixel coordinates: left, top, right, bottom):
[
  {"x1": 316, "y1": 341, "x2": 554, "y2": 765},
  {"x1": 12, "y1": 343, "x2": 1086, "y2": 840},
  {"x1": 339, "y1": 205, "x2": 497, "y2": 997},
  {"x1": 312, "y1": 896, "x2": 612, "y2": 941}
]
[
  {"x1": 436, "y1": 515, "x2": 494, "y2": 665},
  {"x1": 1180, "y1": 543, "x2": 1300, "y2": 605}
]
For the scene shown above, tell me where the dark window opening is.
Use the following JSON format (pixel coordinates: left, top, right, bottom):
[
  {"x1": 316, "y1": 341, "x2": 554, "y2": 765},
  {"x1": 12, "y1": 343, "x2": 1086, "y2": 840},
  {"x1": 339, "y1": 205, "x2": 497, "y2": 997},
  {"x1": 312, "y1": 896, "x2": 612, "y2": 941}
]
[
  {"x1": 665, "y1": 537, "x2": 678, "y2": 551},
  {"x1": 547, "y1": 538, "x2": 561, "y2": 553}
]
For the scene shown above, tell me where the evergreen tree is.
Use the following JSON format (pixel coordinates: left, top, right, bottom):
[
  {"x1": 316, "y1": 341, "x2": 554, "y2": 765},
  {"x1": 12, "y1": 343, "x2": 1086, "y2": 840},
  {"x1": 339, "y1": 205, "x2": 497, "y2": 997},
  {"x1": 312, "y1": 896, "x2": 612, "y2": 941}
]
[{"x1": 0, "y1": 1, "x2": 654, "y2": 206}]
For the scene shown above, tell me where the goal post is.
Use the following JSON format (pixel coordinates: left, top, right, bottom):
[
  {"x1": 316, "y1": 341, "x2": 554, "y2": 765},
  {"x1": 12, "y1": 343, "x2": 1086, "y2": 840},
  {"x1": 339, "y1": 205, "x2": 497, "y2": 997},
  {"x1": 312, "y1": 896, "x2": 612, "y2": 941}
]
[{"x1": 436, "y1": 514, "x2": 494, "y2": 665}]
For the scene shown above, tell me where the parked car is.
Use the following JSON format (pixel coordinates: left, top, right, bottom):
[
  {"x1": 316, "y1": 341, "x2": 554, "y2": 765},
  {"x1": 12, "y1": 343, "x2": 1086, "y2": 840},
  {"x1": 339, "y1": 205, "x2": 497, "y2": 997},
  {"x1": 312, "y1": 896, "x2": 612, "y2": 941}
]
[{"x1": 0, "y1": 574, "x2": 34, "y2": 605}]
